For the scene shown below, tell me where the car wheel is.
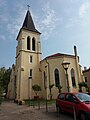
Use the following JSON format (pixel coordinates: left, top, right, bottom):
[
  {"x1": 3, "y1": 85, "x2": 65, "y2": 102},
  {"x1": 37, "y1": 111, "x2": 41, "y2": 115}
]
[
  {"x1": 56, "y1": 105, "x2": 62, "y2": 113},
  {"x1": 80, "y1": 112, "x2": 87, "y2": 120}
]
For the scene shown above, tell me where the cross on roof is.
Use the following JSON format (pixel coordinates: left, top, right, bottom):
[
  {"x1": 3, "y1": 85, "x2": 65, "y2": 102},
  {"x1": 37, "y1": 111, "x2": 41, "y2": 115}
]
[{"x1": 27, "y1": 5, "x2": 30, "y2": 10}]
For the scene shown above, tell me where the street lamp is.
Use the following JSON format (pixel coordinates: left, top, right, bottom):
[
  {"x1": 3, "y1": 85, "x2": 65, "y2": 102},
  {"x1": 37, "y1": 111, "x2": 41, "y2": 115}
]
[{"x1": 62, "y1": 61, "x2": 70, "y2": 92}]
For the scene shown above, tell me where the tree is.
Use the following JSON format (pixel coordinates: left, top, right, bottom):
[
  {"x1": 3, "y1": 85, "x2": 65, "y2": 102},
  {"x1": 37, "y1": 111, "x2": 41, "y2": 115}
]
[
  {"x1": 0, "y1": 81, "x2": 3, "y2": 104},
  {"x1": 3, "y1": 68, "x2": 11, "y2": 96},
  {"x1": 0, "y1": 67, "x2": 11, "y2": 98},
  {"x1": 78, "y1": 82, "x2": 87, "y2": 92},
  {"x1": 32, "y1": 84, "x2": 41, "y2": 97},
  {"x1": 49, "y1": 84, "x2": 54, "y2": 100},
  {"x1": 0, "y1": 67, "x2": 6, "y2": 82},
  {"x1": 0, "y1": 67, "x2": 5, "y2": 104}
]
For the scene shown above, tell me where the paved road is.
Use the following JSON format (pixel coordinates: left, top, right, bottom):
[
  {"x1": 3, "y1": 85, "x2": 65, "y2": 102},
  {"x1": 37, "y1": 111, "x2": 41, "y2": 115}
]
[{"x1": 0, "y1": 101, "x2": 78, "y2": 120}]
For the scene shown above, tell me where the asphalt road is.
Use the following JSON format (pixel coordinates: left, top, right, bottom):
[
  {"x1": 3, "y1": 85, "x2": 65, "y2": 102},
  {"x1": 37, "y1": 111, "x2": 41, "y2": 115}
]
[{"x1": 0, "y1": 101, "x2": 79, "y2": 120}]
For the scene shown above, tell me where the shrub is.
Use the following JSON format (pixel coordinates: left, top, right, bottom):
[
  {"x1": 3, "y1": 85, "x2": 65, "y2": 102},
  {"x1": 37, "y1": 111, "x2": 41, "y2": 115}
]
[{"x1": 32, "y1": 84, "x2": 41, "y2": 96}]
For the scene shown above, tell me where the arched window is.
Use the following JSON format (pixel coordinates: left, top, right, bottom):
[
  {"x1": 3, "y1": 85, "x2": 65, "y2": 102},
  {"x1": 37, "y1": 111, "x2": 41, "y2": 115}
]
[
  {"x1": 71, "y1": 68, "x2": 76, "y2": 87},
  {"x1": 27, "y1": 36, "x2": 30, "y2": 50},
  {"x1": 54, "y1": 69, "x2": 60, "y2": 87},
  {"x1": 32, "y1": 37, "x2": 36, "y2": 51}
]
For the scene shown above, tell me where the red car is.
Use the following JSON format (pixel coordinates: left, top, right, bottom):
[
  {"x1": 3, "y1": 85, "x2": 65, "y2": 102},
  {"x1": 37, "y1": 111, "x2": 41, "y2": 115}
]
[{"x1": 56, "y1": 92, "x2": 90, "y2": 120}]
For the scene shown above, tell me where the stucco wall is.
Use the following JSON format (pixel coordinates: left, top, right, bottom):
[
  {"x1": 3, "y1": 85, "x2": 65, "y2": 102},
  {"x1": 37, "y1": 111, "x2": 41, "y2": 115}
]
[{"x1": 40, "y1": 55, "x2": 80, "y2": 99}]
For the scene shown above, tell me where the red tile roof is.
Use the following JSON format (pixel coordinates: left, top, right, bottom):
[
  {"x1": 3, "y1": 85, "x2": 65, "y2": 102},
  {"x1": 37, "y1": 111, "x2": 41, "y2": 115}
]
[{"x1": 46, "y1": 53, "x2": 74, "y2": 59}]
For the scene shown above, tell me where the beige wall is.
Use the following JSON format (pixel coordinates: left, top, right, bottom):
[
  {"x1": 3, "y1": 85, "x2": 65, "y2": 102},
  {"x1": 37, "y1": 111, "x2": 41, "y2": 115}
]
[
  {"x1": 40, "y1": 55, "x2": 82, "y2": 99},
  {"x1": 15, "y1": 29, "x2": 42, "y2": 100},
  {"x1": 83, "y1": 68, "x2": 90, "y2": 88}
]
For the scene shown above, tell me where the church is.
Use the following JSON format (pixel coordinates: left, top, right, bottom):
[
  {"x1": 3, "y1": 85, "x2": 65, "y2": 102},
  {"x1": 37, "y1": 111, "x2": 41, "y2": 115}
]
[{"x1": 7, "y1": 9, "x2": 84, "y2": 101}]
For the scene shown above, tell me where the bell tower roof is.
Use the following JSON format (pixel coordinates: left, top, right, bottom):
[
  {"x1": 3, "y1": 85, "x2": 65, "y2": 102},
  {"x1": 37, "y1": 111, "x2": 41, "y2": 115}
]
[
  {"x1": 22, "y1": 10, "x2": 40, "y2": 33},
  {"x1": 16, "y1": 9, "x2": 41, "y2": 40}
]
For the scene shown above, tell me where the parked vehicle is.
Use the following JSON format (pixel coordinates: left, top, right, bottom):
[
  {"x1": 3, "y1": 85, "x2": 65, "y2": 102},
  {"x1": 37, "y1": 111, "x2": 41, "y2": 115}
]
[
  {"x1": 86, "y1": 92, "x2": 90, "y2": 95},
  {"x1": 56, "y1": 92, "x2": 90, "y2": 120}
]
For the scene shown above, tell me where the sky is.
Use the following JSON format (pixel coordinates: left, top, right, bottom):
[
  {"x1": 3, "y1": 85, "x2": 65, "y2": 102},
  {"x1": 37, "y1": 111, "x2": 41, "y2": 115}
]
[{"x1": 0, "y1": 0, "x2": 90, "y2": 69}]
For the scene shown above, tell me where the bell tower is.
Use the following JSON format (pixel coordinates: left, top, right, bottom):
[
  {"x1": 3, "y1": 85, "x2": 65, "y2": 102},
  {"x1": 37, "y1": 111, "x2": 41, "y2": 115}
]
[{"x1": 15, "y1": 9, "x2": 42, "y2": 100}]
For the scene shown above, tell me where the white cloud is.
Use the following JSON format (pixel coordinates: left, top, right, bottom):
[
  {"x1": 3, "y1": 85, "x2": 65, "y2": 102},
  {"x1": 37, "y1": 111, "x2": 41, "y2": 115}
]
[
  {"x1": 7, "y1": 23, "x2": 19, "y2": 36},
  {"x1": 69, "y1": 0, "x2": 79, "y2": 3},
  {"x1": 65, "y1": 2, "x2": 90, "y2": 29},
  {"x1": 0, "y1": 0, "x2": 9, "y2": 25},
  {"x1": 0, "y1": 0, "x2": 27, "y2": 42},
  {"x1": 5, "y1": 2, "x2": 26, "y2": 40},
  {"x1": 79, "y1": 2, "x2": 89, "y2": 18},
  {"x1": 0, "y1": 0, "x2": 59, "y2": 42},
  {"x1": 35, "y1": 2, "x2": 59, "y2": 41}
]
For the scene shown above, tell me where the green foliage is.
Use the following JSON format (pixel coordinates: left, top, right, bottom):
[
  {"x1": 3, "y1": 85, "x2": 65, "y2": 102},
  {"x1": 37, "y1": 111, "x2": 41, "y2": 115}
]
[
  {"x1": 25, "y1": 99, "x2": 55, "y2": 106},
  {"x1": 78, "y1": 82, "x2": 87, "y2": 92},
  {"x1": 0, "y1": 67, "x2": 11, "y2": 97},
  {"x1": 32, "y1": 84, "x2": 41, "y2": 96},
  {"x1": 0, "y1": 81, "x2": 3, "y2": 104},
  {"x1": 78, "y1": 82, "x2": 87, "y2": 88}
]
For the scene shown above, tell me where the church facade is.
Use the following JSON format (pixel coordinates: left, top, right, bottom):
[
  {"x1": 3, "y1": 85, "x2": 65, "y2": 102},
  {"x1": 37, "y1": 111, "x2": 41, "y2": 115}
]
[{"x1": 7, "y1": 10, "x2": 84, "y2": 100}]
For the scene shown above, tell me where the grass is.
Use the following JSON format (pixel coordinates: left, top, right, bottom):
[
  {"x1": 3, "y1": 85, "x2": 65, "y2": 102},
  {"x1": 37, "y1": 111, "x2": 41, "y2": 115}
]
[{"x1": 25, "y1": 99, "x2": 56, "y2": 106}]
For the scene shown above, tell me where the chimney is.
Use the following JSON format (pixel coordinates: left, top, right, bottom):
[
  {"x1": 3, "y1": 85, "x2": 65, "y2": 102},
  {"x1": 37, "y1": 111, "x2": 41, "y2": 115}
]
[
  {"x1": 74, "y1": 45, "x2": 77, "y2": 56},
  {"x1": 84, "y1": 67, "x2": 87, "y2": 70}
]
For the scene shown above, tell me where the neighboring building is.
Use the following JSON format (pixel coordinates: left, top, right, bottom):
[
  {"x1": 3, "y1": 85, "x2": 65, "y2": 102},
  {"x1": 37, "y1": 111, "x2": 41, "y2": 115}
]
[
  {"x1": 7, "y1": 9, "x2": 84, "y2": 100},
  {"x1": 83, "y1": 68, "x2": 90, "y2": 88}
]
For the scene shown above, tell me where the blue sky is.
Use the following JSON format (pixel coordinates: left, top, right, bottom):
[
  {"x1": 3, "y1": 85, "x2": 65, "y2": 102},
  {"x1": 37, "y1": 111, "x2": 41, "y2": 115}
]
[{"x1": 0, "y1": 0, "x2": 90, "y2": 69}]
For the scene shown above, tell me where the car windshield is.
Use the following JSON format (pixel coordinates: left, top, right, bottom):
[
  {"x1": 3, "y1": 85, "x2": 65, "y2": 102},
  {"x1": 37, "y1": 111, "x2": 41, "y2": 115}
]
[{"x1": 75, "y1": 93, "x2": 90, "y2": 102}]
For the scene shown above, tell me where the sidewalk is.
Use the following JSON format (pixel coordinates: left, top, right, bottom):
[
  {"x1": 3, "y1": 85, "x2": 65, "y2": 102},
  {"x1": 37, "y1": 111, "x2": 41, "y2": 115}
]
[{"x1": 0, "y1": 100, "x2": 75, "y2": 120}]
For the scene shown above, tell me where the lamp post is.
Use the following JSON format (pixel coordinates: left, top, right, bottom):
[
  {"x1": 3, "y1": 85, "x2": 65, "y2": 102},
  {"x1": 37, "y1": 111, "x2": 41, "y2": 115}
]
[
  {"x1": 62, "y1": 61, "x2": 70, "y2": 92},
  {"x1": 62, "y1": 61, "x2": 76, "y2": 120}
]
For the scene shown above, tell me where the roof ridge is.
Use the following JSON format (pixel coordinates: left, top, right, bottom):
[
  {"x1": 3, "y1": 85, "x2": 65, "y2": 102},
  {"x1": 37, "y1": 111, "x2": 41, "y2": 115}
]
[{"x1": 46, "y1": 52, "x2": 74, "y2": 58}]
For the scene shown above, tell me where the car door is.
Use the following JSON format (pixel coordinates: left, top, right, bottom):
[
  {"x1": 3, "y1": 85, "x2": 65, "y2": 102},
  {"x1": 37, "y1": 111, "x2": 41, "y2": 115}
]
[
  {"x1": 64, "y1": 93, "x2": 74, "y2": 113},
  {"x1": 64, "y1": 93, "x2": 80, "y2": 114},
  {"x1": 57, "y1": 93, "x2": 66, "y2": 111}
]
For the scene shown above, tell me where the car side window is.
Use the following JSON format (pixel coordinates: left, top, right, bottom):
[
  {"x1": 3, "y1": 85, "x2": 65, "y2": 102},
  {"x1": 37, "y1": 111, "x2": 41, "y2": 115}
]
[
  {"x1": 58, "y1": 93, "x2": 65, "y2": 100},
  {"x1": 65, "y1": 94, "x2": 73, "y2": 102}
]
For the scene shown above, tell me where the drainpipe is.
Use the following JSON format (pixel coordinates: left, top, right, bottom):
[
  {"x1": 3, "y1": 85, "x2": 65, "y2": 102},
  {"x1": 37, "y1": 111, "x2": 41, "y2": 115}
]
[
  {"x1": 46, "y1": 58, "x2": 50, "y2": 86},
  {"x1": 45, "y1": 58, "x2": 50, "y2": 109}
]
